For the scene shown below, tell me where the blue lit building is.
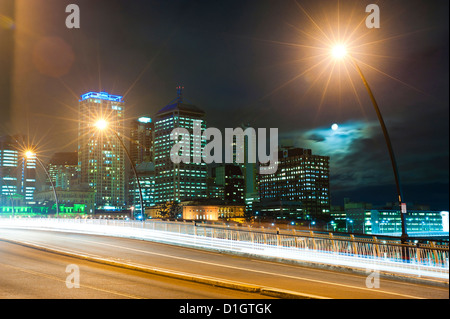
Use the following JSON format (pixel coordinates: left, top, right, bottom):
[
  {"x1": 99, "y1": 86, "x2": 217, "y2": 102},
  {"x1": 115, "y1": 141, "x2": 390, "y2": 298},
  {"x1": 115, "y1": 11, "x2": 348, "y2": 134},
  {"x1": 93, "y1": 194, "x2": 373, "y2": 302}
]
[
  {"x1": 346, "y1": 207, "x2": 449, "y2": 236},
  {"x1": 78, "y1": 92, "x2": 126, "y2": 210}
]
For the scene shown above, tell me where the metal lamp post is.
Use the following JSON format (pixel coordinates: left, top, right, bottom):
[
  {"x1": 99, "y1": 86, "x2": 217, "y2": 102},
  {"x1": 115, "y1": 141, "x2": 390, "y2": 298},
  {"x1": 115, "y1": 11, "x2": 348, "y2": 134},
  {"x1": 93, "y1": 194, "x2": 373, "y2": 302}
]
[{"x1": 331, "y1": 46, "x2": 408, "y2": 251}]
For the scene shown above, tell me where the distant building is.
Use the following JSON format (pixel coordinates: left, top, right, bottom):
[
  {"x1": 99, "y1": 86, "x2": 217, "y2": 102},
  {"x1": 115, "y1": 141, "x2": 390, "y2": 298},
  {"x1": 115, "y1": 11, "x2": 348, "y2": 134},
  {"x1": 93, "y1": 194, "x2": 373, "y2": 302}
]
[
  {"x1": 129, "y1": 116, "x2": 154, "y2": 165},
  {"x1": 244, "y1": 191, "x2": 259, "y2": 219},
  {"x1": 241, "y1": 123, "x2": 259, "y2": 215},
  {"x1": 207, "y1": 163, "x2": 245, "y2": 204},
  {"x1": 145, "y1": 199, "x2": 245, "y2": 222},
  {"x1": 346, "y1": 209, "x2": 447, "y2": 235},
  {"x1": 339, "y1": 199, "x2": 448, "y2": 235},
  {"x1": 330, "y1": 204, "x2": 346, "y2": 232},
  {"x1": 34, "y1": 188, "x2": 95, "y2": 215},
  {"x1": 0, "y1": 135, "x2": 19, "y2": 200},
  {"x1": 78, "y1": 91, "x2": 126, "y2": 210},
  {"x1": 129, "y1": 161, "x2": 156, "y2": 212},
  {"x1": 0, "y1": 135, "x2": 36, "y2": 205},
  {"x1": 258, "y1": 147, "x2": 330, "y2": 220},
  {"x1": 154, "y1": 87, "x2": 207, "y2": 203},
  {"x1": 47, "y1": 152, "x2": 78, "y2": 191},
  {"x1": 181, "y1": 201, "x2": 245, "y2": 222},
  {"x1": 253, "y1": 200, "x2": 304, "y2": 222}
]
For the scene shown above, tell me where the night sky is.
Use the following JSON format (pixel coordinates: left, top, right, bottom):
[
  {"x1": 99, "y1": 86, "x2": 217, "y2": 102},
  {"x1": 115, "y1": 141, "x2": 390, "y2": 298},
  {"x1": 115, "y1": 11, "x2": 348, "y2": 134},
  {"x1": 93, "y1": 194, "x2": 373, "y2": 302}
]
[{"x1": 1, "y1": 0, "x2": 448, "y2": 210}]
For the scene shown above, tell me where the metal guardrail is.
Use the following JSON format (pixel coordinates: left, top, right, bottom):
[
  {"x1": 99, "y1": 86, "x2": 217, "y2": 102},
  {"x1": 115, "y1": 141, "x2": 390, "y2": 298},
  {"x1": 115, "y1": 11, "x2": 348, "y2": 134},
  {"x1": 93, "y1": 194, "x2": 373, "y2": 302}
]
[
  {"x1": 1, "y1": 217, "x2": 448, "y2": 279},
  {"x1": 145, "y1": 220, "x2": 449, "y2": 268}
]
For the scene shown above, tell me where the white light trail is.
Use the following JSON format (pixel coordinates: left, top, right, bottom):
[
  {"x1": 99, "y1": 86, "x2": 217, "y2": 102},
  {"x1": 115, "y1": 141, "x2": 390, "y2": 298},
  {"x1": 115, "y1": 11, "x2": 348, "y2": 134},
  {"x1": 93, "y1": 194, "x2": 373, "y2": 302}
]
[{"x1": 0, "y1": 218, "x2": 447, "y2": 280}]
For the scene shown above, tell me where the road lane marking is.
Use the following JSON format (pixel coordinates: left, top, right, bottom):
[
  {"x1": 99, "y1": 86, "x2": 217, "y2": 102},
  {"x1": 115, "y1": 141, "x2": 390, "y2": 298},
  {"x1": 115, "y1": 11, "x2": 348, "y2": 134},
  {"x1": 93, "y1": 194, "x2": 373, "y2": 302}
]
[
  {"x1": 0, "y1": 260, "x2": 143, "y2": 299},
  {"x1": 1, "y1": 238, "x2": 316, "y2": 299},
  {"x1": 34, "y1": 235, "x2": 427, "y2": 299}
]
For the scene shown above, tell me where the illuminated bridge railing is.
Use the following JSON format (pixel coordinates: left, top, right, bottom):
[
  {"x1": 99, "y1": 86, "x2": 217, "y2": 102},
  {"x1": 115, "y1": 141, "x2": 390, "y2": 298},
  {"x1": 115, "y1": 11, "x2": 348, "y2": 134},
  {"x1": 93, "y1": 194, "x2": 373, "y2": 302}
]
[
  {"x1": 1, "y1": 218, "x2": 448, "y2": 280},
  {"x1": 142, "y1": 220, "x2": 448, "y2": 267}
]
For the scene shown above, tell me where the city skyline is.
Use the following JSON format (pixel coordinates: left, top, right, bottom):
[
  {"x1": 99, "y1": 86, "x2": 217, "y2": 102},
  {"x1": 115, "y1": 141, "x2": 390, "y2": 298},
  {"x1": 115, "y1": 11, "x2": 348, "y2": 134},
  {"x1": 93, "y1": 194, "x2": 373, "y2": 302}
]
[
  {"x1": 0, "y1": 0, "x2": 448, "y2": 303},
  {"x1": 0, "y1": 0, "x2": 448, "y2": 210}
]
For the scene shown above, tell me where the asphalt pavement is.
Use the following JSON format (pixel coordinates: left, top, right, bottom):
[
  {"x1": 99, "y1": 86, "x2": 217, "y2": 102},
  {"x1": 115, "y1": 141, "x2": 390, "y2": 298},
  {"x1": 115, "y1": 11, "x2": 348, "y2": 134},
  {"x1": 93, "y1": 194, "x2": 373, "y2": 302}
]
[{"x1": 0, "y1": 228, "x2": 447, "y2": 299}]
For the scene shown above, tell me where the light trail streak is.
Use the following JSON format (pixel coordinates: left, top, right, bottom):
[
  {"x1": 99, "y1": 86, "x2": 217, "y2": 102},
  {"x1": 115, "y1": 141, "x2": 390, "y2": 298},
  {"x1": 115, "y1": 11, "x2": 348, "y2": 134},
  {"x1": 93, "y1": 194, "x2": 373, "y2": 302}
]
[{"x1": 0, "y1": 219, "x2": 447, "y2": 281}]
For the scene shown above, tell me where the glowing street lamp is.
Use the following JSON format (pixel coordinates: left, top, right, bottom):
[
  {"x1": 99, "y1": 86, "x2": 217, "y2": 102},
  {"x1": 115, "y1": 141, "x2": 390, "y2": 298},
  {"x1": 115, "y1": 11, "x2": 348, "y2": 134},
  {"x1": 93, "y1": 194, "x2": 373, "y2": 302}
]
[
  {"x1": 94, "y1": 119, "x2": 145, "y2": 220},
  {"x1": 331, "y1": 44, "x2": 347, "y2": 60},
  {"x1": 95, "y1": 119, "x2": 108, "y2": 131},
  {"x1": 331, "y1": 44, "x2": 408, "y2": 245},
  {"x1": 25, "y1": 151, "x2": 60, "y2": 218}
]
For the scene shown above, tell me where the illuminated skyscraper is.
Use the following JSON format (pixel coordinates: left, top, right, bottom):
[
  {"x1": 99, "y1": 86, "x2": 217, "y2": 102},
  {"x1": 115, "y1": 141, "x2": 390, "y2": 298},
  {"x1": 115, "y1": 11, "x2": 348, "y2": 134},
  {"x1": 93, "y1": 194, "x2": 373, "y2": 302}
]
[
  {"x1": 78, "y1": 92, "x2": 125, "y2": 210},
  {"x1": 154, "y1": 87, "x2": 207, "y2": 203}
]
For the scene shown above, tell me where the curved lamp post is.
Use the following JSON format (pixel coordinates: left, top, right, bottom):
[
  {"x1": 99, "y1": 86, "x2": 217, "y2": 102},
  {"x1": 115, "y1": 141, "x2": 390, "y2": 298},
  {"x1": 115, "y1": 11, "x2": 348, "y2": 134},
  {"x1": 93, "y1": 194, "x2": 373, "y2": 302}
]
[
  {"x1": 25, "y1": 151, "x2": 60, "y2": 218},
  {"x1": 331, "y1": 45, "x2": 408, "y2": 246},
  {"x1": 94, "y1": 119, "x2": 144, "y2": 220}
]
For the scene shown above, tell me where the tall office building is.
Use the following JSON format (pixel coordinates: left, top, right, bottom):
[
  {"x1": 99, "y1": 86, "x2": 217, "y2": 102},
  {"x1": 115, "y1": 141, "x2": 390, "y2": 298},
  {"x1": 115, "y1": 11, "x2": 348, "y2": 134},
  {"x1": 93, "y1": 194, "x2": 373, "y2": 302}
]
[
  {"x1": 0, "y1": 135, "x2": 36, "y2": 205},
  {"x1": 128, "y1": 116, "x2": 154, "y2": 209},
  {"x1": 130, "y1": 116, "x2": 154, "y2": 165},
  {"x1": 0, "y1": 135, "x2": 19, "y2": 202},
  {"x1": 259, "y1": 148, "x2": 330, "y2": 219},
  {"x1": 78, "y1": 92, "x2": 126, "y2": 210},
  {"x1": 154, "y1": 87, "x2": 207, "y2": 203}
]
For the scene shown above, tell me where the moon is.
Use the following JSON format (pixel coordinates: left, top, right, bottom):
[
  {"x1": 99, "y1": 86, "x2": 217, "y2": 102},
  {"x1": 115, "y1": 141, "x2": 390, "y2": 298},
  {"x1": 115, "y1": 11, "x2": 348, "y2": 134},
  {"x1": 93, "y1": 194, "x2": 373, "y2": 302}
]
[{"x1": 331, "y1": 123, "x2": 339, "y2": 131}]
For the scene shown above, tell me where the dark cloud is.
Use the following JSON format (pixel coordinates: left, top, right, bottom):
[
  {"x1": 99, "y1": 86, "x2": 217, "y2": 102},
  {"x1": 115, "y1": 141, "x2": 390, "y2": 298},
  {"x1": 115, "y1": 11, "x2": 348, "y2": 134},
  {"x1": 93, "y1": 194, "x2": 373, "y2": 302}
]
[{"x1": 306, "y1": 133, "x2": 326, "y2": 143}]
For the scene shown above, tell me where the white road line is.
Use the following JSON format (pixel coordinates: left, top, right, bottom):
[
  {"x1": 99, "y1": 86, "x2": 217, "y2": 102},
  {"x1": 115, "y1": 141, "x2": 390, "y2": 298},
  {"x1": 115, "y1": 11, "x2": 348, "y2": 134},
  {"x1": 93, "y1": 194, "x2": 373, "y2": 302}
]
[{"x1": 39, "y1": 234, "x2": 426, "y2": 299}]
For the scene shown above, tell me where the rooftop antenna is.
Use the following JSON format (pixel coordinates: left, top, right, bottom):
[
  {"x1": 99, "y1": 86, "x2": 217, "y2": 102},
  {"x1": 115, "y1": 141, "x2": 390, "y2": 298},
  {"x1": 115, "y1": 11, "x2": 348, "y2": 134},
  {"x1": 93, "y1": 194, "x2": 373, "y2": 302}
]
[{"x1": 176, "y1": 85, "x2": 184, "y2": 103}]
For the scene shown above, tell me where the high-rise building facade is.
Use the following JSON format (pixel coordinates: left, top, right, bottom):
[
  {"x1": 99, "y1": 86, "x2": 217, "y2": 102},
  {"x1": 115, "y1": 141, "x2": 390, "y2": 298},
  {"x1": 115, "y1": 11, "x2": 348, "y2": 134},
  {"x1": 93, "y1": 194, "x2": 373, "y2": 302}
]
[
  {"x1": 241, "y1": 123, "x2": 259, "y2": 216},
  {"x1": 47, "y1": 152, "x2": 78, "y2": 191},
  {"x1": 0, "y1": 135, "x2": 19, "y2": 202},
  {"x1": 78, "y1": 92, "x2": 125, "y2": 210},
  {"x1": 207, "y1": 163, "x2": 245, "y2": 203},
  {"x1": 154, "y1": 87, "x2": 207, "y2": 203},
  {"x1": 129, "y1": 161, "x2": 155, "y2": 212},
  {"x1": 130, "y1": 116, "x2": 154, "y2": 165},
  {"x1": 0, "y1": 135, "x2": 36, "y2": 205},
  {"x1": 259, "y1": 148, "x2": 330, "y2": 219}
]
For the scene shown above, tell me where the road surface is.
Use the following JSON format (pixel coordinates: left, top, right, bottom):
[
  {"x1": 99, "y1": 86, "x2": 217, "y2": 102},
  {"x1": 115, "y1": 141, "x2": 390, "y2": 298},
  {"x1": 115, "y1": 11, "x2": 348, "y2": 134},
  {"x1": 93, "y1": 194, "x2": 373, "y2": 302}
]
[{"x1": 0, "y1": 228, "x2": 447, "y2": 299}]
